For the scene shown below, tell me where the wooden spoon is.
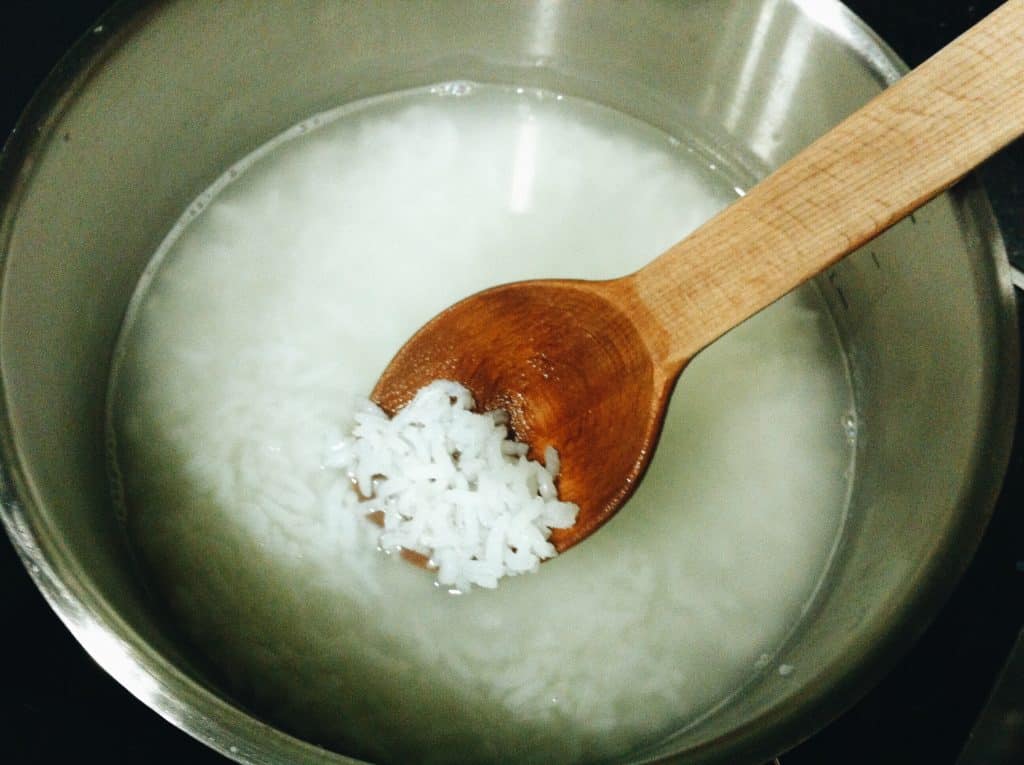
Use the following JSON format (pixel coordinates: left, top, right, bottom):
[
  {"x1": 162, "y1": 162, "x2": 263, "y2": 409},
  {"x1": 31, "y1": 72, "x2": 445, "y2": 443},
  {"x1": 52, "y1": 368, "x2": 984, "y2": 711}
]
[{"x1": 373, "y1": 1, "x2": 1024, "y2": 554}]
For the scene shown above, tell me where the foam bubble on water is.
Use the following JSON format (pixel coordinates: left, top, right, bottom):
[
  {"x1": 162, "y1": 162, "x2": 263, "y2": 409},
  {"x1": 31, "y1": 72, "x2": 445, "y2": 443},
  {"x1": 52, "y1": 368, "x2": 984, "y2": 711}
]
[
  {"x1": 842, "y1": 412, "x2": 858, "y2": 443},
  {"x1": 432, "y1": 81, "x2": 474, "y2": 97}
]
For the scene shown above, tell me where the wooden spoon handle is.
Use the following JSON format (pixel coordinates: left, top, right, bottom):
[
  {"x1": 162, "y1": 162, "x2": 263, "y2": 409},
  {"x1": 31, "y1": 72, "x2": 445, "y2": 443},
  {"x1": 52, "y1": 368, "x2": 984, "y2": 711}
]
[{"x1": 629, "y1": 0, "x2": 1024, "y2": 373}]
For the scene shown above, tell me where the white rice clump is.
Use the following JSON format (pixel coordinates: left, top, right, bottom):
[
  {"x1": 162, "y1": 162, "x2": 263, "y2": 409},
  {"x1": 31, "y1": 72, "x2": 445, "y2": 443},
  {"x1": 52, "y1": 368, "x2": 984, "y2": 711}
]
[{"x1": 323, "y1": 380, "x2": 578, "y2": 591}]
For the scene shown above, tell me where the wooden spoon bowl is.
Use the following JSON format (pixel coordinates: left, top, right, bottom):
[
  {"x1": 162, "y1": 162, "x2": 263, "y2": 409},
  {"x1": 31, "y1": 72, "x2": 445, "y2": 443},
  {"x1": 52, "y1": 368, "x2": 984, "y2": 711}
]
[{"x1": 372, "y1": 280, "x2": 667, "y2": 550}]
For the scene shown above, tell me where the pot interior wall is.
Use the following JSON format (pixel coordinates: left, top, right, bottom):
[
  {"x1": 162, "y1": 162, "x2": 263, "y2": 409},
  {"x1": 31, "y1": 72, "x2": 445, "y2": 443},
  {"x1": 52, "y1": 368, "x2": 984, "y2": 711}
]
[{"x1": 0, "y1": 2, "x2": 1013, "y2": 763}]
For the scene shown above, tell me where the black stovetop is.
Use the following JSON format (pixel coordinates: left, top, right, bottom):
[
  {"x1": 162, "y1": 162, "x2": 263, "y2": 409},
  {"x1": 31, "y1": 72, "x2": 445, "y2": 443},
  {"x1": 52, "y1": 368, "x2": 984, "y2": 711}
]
[{"x1": 1, "y1": 2, "x2": 1021, "y2": 763}]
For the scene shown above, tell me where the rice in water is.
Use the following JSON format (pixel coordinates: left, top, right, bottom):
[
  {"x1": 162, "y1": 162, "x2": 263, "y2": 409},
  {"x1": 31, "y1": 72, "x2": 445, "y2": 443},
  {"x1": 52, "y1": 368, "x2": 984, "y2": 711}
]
[{"x1": 109, "y1": 84, "x2": 855, "y2": 764}]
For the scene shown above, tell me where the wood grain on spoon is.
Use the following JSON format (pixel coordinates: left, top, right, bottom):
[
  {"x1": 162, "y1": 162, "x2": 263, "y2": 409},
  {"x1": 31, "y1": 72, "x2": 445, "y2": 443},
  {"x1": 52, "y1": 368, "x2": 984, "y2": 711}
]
[{"x1": 373, "y1": 0, "x2": 1024, "y2": 554}]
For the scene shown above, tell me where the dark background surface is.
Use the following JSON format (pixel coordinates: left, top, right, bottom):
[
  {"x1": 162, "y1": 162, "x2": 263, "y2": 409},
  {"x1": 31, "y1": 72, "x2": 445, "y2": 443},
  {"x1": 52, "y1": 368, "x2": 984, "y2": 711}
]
[{"x1": 1, "y1": 1, "x2": 1021, "y2": 763}]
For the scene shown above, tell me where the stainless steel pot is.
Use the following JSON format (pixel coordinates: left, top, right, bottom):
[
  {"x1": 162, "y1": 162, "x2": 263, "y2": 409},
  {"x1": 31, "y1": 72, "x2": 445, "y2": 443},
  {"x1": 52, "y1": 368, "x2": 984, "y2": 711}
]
[{"x1": 0, "y1": 1, "x2": 1018, "y2": 763}]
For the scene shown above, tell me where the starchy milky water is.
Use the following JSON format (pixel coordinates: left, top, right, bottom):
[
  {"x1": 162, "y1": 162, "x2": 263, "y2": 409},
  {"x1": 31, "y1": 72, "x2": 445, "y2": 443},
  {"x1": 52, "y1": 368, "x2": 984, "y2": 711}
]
[{"x1": 109, "y1": 84, "x2": 855, "y2": 764}]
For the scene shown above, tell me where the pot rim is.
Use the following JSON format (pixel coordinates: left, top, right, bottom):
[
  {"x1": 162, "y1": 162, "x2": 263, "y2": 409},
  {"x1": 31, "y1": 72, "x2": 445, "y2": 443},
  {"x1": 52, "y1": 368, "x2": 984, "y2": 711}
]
[{"x1": 0, "y1": 2, "x2": 1018, "y2": 764}]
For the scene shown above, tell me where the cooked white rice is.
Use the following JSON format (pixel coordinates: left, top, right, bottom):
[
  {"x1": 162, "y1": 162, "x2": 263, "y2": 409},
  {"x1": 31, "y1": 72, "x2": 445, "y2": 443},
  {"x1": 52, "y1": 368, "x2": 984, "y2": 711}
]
[{"x1": 323, "y1": 380, "x2": 578, "y2": 591}]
